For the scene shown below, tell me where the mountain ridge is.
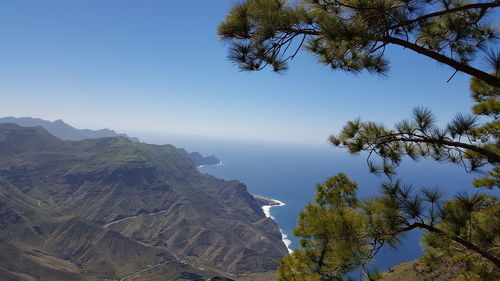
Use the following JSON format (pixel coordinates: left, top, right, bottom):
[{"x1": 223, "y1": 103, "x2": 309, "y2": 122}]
[
  {"x1": 0, "y1": 116, "x2": 221, "y2": 167},
  {"x1": 0, "y1": 123, "x2": 287, "y2": 280},
  {"x1": 0, "y1": 116, "x2": 139, "y2": 142}
]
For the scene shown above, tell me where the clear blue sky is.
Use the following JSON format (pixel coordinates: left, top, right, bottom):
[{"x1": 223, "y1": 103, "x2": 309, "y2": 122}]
[{"x1": 0, "y1": 0, "x2": 488, "y2": 144}]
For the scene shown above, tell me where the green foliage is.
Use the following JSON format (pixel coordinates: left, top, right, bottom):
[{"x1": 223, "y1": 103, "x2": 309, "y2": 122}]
[
  {"x1": 468, "y1": 71, "x2": 500, "y2": 188},
  {"x1": 329, "y1": 100, "x2": 499, "y2": 188},
  {"x1": 277, "y1": 174, "x2": 368, "y2": 280},
  {"x1": 218, "y1": 0, "x2": 500, "y2": 87},
  {"x1": 420, "y1": 196, "x2": 500, "y2": 280},
  {"x1": 219, "y1": 1, "x2": 500, "y2": 279},
  {"x1": 276, "y1": 175, "x2": 500, "y2": 280},
  {"x1": 470, "y1": 71, "x2": 500, "y2": 117}
]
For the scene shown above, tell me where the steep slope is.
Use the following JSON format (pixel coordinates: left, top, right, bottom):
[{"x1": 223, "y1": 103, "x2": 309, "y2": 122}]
[
  {"x1": 0, "y1": 176, "x2": 174, "y2": 280},
  {"x1": 0, "y1": 123, "x2": 287, "y2": 280}
]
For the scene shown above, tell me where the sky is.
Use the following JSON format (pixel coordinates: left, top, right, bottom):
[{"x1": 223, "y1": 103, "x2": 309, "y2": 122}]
[{"x1": 0, "y1": 0, "x2": 493, "y2": 145}]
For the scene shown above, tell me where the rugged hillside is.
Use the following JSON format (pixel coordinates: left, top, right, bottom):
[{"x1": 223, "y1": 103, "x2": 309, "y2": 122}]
[{"x1": 0, "y1": 123, "x2": 287, "y2": 280}]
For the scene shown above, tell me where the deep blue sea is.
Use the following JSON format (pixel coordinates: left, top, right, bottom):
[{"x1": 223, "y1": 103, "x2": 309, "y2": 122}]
[{"x1": 139, "y1": 133, "x2": 497, "y2": 277}]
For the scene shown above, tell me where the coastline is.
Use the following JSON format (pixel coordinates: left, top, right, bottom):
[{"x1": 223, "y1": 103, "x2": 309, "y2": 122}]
[
  {"x1": 197, "y1": 163, "x2": 293, "y2": 254},
  {"x1": 252, "y1": 195, "x2": 292, "y2": 253}
]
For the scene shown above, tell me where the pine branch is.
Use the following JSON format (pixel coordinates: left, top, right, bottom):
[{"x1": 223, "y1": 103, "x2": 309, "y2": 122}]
[
  {"x1": 380, "y1": 36, "x2": 500, "y2": 88},
  {"x1": 378, "y1": 133, "x2": 500, "y2": 163},
  {"x1": 387, "y1": 2, "x2": 500, "y2": 31}
]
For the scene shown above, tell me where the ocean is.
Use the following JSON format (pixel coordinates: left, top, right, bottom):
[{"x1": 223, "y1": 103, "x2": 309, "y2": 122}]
[{"x1": 140, "y1": 133, "x2": 496, "y2": 275}]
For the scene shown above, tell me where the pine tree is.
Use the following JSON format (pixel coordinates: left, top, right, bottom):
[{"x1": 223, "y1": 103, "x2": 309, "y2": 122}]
[{"x1": 277, "y1": 174, "x2": 499, "y2": 280}]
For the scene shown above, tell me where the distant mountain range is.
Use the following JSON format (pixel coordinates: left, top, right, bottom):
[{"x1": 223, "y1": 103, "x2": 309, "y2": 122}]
[
  {"x1": 0, "y1": 123, "x2": 287, "y2": 280},
  {"x1": 0, "y1": 116, "x2": 221, "y2": 167},
  {"x1": 0, "y1": 116, "x2": 140, "y2": 142}
]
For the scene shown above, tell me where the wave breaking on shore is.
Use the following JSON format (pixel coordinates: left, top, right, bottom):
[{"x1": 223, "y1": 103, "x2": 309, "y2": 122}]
[
  {"x1": 197, "y1": 161, "x2": 224, "y2": 169},
  {"x1": 261, "y1": 199, "x2": 292, "y2": 253}
]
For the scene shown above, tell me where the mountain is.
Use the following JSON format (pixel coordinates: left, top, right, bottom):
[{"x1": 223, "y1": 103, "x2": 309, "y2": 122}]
[
  {"x1": 0, "y1": 123, "x2": 287, "y2": 280},
  {"x1": 0, "y1": 116, "x2": 221, "y2": 168},
  {"x1": 0, "y1": 116, "x2": 140, "y2": 142}
]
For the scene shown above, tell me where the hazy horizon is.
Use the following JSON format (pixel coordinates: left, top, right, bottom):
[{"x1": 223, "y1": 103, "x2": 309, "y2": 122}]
[{"x1": 0, "y1": 0, "x2": 483, "y2": 145}]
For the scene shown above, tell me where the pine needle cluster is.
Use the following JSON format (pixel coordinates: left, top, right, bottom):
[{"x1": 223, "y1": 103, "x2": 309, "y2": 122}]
[
  {"x1": 329, "y1": 71, "x2": 499, "y2": 189},
  {"x1": 218, "y1": 0, "x2": 500, "y2": 87}
]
